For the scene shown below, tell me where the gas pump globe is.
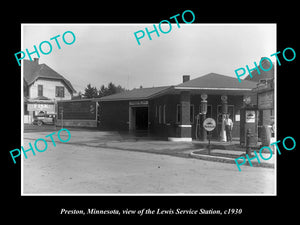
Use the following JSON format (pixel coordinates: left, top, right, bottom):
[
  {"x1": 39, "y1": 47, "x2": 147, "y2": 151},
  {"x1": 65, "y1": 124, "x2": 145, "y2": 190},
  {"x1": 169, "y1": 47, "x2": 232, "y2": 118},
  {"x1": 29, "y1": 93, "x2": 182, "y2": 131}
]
[{"x1": 243, "y1": 96, "x2": 252, "y2": 106}]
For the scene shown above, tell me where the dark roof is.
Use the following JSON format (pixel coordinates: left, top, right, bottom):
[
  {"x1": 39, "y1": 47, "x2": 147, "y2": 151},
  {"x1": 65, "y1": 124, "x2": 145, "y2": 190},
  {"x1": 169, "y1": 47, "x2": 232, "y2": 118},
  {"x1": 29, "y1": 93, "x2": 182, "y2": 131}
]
[
  {"x1": 100, "y1": 86, "x2": 172, "y2": 101},
  {"x1": 176, "y1": 73, "x2": 256, "y2": 90},
  {"x1": 32, "y1": 96, "x2": 51, "y2": 100},
  {"x1": 98, "y1": 73, "x2": 257, "y2": 102},
  {"x1": 23, "y1": 59, "x2": 76, "y2": 94},
  {"x1": 27, "y1": 95, "x2": 54, "y2": 103}
]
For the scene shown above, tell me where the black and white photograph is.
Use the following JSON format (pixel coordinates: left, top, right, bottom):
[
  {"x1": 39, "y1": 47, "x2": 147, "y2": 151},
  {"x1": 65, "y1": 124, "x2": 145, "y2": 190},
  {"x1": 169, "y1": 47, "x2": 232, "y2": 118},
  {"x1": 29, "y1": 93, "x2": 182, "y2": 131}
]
[
  {"x1": 21, "y1": 23, "x2": 276, "y2": 195},
  {"x1": 4, "y1": 4, "x2": 298, "y2": 221}
]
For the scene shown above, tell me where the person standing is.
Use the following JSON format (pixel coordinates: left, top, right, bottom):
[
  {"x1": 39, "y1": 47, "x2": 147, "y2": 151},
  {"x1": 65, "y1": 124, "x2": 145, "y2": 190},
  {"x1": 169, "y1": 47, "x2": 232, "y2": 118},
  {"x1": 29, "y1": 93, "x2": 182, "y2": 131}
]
[{"x1": 224, "y1": 114, "x2": 233, "y2": 142}]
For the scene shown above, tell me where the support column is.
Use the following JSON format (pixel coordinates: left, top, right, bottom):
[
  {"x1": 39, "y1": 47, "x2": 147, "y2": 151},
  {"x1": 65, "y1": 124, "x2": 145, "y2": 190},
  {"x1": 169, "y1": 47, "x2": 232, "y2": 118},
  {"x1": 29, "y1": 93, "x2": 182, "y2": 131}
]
[{"x1": 179, "y1": 91, "x2": 192, "y2": 140}]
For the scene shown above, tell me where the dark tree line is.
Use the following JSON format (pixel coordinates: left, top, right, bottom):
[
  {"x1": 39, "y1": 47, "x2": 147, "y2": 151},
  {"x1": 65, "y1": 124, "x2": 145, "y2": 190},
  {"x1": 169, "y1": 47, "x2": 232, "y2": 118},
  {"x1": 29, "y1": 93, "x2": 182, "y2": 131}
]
[{"x1": 81, "y1": 82, "x2": 127, "y2": 99}]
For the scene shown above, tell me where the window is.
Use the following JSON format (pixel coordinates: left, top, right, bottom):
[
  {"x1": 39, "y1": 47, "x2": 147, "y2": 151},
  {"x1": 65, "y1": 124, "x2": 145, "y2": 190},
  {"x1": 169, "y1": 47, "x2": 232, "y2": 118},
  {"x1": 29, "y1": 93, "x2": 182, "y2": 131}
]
[
  {"x1": 206, "y1": 105, "x2": 212, "y2": 118},
  {"x1": 176, "y1": 104, "x2": 181, "y2": 123},
  {"x1": 228, "y1": 105, "x2": 234, "y2": 121},
  {"x1": 56, "y1": 86, "x2": 65, "y2": 97},
  {"x1": 163, "y1": 105, "x2": 166, "y2": 124},
  {"x1": 158, "y1": 105, "x2": 162, "y2": 124},
  {"x1": 38, "y1": 85, "x2": 43, "y2": 97},
  {"x1": 190, "y1": 104, "x2": 194, "y2": 124},
  {"x1": 176, "y1": 104, "x2": 194, "y2": 123},
  {"x1": 155, "y1": 105, "x2": 158, "y2": 118}
]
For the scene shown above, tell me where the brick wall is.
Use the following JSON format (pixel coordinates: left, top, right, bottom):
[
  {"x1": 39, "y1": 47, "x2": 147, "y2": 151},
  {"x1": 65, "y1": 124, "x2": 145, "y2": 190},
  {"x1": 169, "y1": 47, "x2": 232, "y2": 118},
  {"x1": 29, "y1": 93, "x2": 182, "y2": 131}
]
[
  {"x1": 149, "y1": 94, "x2": 179, "y2": 138},
  {"x1": 150, "y1": 94, "x2": 244, "y2": 139},
  {"x1": 99, "y1": 93, "x2": 245, "y2": 140},
  {"x1": 99, "y1": 100, "x2": 129, "y2": 131}
]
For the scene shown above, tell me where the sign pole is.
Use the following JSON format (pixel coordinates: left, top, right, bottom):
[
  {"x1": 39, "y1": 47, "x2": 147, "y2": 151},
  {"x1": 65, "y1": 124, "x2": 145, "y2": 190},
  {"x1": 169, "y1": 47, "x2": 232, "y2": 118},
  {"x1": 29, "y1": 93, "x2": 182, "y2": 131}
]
[
  {"x1": 203, "y1": 118, "x2": 216, "y2": 156},
  {"x1": 208, "y1": 131, "x2": 211, "y2": 155}
]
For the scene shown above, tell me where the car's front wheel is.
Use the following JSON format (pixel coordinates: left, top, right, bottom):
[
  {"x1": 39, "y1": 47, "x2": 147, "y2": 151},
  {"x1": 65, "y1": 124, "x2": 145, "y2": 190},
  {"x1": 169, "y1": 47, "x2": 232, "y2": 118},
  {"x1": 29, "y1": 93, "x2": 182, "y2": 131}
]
[{"x1": 37, "y1": 120, "x2": 43, "y2": 126}]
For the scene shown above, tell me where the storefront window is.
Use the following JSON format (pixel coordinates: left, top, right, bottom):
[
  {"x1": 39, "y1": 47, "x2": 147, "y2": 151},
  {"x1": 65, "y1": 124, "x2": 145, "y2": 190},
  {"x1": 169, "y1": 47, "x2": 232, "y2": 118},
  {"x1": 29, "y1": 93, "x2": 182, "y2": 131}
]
[
  {"x1": 158, "y1": 105, "x2": 162, "y2": 124},
  {"x1": 190, "y1": 105, "x2": 194, "y2": 124},
  {"x1": 176, "y1": 104, "x2": 181, "y2": 123},
  {"x1": 228, "y1": 105, "x2": 234, "y2": 121},
  {"x1": 207, "y1": 105, "x2": 212, "y2": 118},
  {"x1": 163, "y1": 105, "x2": 166, "y2": 124},
  {"x1": 176, "y1": 104, "x2": 194, "y2": 124}
]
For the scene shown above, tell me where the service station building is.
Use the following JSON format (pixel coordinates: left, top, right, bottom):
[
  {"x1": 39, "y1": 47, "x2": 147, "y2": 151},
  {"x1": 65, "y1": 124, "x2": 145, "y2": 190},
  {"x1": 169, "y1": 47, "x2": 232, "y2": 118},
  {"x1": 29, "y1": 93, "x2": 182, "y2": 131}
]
[{"x1": 97, "y1": 73, "x2": 257, "y2": 141}]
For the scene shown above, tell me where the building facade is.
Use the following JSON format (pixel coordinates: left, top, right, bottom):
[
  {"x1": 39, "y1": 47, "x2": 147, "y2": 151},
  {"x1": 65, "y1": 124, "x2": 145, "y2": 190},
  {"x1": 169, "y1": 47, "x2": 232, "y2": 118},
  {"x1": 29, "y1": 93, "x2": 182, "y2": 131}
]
[
  {"x1": 23, "y1": 58, "x2": 76, "y2": 123},
  {"x1": 245, "y1": 57, "x2": 275, "y2": 143},
  {"x1": 97, "y1": 73, "x2": 257, "y2": 141},
  {"x1": 56, "y1": 99, "x2": 98, "y2": 128}
]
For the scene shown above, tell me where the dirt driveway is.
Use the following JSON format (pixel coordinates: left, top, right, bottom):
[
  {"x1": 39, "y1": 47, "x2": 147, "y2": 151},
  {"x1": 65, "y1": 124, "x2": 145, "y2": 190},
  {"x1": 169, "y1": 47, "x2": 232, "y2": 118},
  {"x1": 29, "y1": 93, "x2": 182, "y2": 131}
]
[{"x1": 22, "y1": 129, "x2": 275, "y2": 195}]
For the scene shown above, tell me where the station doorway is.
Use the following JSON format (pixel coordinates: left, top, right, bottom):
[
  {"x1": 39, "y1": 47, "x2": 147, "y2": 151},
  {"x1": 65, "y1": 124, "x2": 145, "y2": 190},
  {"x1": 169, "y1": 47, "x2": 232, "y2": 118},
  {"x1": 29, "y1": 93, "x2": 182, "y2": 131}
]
[{"x1": 129, "y1": 106, "x2": 149, "y2": 131}]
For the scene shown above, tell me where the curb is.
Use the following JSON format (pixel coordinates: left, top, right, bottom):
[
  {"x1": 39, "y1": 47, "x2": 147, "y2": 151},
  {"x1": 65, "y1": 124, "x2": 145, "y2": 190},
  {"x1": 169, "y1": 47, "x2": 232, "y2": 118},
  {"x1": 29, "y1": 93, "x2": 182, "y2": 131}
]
[{"x1": 190, "y1": 150, "x2": 274, "y2": 169}]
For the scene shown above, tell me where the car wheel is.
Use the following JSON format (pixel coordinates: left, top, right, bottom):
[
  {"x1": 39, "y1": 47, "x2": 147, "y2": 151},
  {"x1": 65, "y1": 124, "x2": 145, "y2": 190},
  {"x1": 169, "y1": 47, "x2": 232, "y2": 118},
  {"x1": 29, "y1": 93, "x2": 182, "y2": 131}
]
[{"x1": 37, "y1": 120, "x2": 43, "y2": 126}]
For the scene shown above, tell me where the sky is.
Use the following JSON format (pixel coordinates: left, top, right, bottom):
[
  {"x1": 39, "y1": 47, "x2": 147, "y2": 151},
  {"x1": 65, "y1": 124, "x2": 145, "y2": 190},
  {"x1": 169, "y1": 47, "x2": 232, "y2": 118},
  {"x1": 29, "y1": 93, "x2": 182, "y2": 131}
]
[{"x1": 22, "y1": 24, "x2": 276, "y2": 94}]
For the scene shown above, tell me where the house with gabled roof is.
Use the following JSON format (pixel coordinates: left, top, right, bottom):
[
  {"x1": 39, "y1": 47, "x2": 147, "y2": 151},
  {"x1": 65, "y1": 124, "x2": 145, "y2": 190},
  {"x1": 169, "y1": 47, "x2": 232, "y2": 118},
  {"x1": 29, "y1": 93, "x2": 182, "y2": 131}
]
[
  {"x1": 95, "y1": 73, "x2": 257, "y2": 141},
  {"x1": 23, "y1": 58, "x2": 76, "y2": 122}
]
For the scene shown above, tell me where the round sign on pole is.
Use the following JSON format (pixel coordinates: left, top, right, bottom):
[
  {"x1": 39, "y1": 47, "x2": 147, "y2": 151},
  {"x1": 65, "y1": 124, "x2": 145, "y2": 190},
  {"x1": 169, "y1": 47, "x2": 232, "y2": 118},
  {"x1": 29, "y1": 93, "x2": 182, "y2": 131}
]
[{"x1": 203, "y1": 118, "x2": 216, "y2": 132}]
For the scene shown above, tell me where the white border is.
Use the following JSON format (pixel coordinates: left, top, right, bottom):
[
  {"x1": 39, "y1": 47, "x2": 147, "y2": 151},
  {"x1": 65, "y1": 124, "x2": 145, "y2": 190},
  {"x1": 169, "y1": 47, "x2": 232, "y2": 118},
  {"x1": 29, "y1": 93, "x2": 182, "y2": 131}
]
[
  {"x1": 21, "y1": 23, "x2": 277, "y2": 196},
  {"x1": 21, "y1": 24, "x2": 24, "y2": 196}
]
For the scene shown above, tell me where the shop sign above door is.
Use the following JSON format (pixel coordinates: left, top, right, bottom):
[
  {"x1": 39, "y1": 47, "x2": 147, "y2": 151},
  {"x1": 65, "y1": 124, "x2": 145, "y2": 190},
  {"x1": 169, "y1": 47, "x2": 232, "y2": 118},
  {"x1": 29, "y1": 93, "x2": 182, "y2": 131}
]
[{"x1": 129, "y1": 100, "x2": 149, "y2": 106}]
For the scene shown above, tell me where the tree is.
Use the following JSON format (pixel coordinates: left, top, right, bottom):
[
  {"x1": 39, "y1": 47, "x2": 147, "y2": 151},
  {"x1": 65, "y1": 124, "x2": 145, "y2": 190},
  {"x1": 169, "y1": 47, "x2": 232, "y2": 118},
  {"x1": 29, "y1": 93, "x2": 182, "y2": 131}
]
[
  {"x1": 83, "y1": 82, "x2": 126, "y2": 99},
  {"x1": 83, "y1": 84, "x2": 98, "y2": 99},
  {"x1": 98, "y1": 85, "x2": 108, "y2": 98},
  {"x1": 106, "y1": 82, "x2": 117, "y2": 96},
  {"x1": 98, "y1": 82, "x2": 126, "y2": 97}
]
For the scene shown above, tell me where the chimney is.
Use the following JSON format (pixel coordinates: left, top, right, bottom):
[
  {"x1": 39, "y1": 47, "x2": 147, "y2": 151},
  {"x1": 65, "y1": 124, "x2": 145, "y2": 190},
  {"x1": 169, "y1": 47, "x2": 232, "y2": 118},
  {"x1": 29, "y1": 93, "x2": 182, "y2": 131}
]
[
  {"x1": 182, "y1": 75, "x2": 190, "y2": 83},
  {"x1": 34, "y1": 58, "x2": 39, "y2": 64}
]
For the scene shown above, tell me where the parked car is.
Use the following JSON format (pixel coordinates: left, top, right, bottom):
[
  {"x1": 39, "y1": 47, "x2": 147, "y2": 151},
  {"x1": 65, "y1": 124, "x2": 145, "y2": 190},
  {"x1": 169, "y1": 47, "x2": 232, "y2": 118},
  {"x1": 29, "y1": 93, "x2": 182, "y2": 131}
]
[{"x1": 33, "y1": 113, "x2": 56, "y2": 126}]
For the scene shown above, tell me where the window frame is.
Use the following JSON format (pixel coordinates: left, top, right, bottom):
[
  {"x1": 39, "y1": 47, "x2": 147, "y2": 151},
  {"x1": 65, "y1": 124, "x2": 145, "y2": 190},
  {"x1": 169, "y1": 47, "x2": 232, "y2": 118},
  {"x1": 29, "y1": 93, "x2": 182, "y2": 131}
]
[
  {"x1": 163, "y1": 105, "x2": 166, "y2": 124},
  {"x1": 56, "y1": 86, "x2": 65, "y2": 98},
  {"x1": 158, "y1": 105, "x2": 162, "y2": 124},
  {"x1": 176, "y1": 104, "x2": 181, "y2": 123},
  {"x1": 38, "y1": 85, "x2": 43, "y2": 97},
  {"x1": 190, "y1": 104, "x2": 194, "y2": 124}
]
